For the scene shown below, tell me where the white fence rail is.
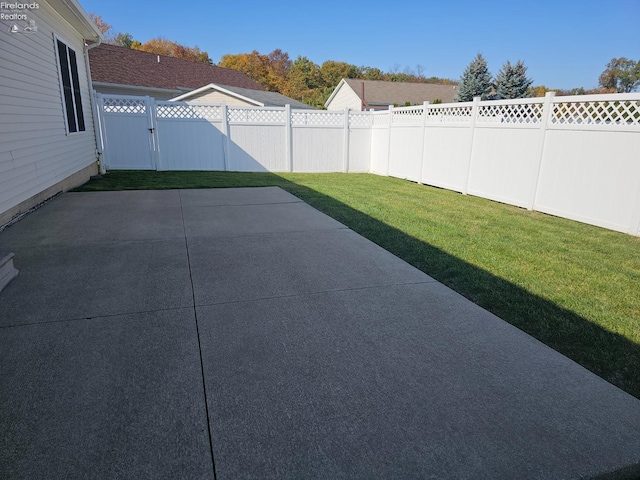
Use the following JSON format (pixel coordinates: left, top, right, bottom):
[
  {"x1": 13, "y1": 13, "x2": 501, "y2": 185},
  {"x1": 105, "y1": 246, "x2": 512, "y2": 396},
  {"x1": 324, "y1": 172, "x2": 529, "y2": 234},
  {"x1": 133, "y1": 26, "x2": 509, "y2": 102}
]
[{"x1": 96, "y1": 92, "x2": 640, "y2": 236}]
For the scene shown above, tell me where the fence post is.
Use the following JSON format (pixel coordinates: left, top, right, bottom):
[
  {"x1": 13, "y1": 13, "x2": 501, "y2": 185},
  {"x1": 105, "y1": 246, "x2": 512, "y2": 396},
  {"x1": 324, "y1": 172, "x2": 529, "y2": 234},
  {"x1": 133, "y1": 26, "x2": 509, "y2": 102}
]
[
  {"x1": 628, "y1": 179, "x2": 640, "y2": 236},
  {"x1": 418, "y1": 101, "x2": 429, "y2": 184},
  {"x1": 529, "y1": 91, "x2": 556, "y2": 210},
  {"x1": 285, "y1": 104, "x2": 293, "y2": 172},
  {"x1": 343, "y1": 108, "x2": 350, "y2": 173},
  {"x1": 93, "y1": 92, "x2": 107, "y2": 173},
  {"x1": 385, "y1": 105, "x2": 394, "y2": 176},
  {"x1": 146, "y1": 96, "x2": 160, "y2": 170},
  {"x1": 368, "y1": 109, "x2": 374, "y2": 173},
  {"x1": 462, "y1": 96, "x2": 481, "y2": 195},
  {"x1": 221, "y1": 102, "x2": 230, "y2": 171}
]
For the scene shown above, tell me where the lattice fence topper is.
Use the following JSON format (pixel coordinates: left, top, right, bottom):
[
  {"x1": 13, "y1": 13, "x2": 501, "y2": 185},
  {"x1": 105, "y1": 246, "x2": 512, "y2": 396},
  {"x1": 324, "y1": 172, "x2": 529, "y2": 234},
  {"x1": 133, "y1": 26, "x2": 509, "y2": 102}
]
[
  {"x1": 477, "y1": 102, "x2": 544, "y2": 124},
  {"x1": 156, "y1": 104, "x2": 222, "y2": 120},
  {"x1": 102, "y1": 97, "x2": 146, "y2": 114},
  {"x1": 371, "y1": 112, "x2": 390, "y2": 126},
  {"x1": 425, "y1": 105, "x2": 473, "y2": 124},
  {"x1": 392, "y1": 107, "x2": 424, "y2": 125},
  {"x1": 292, "y1": 111, "x2": 344, "y2": 126},
  {"x1": 349, "y1": 112, "x2": 373, "y2": 127},
  {"x1": 552, "y1": 100, "x2": 640, "y2": 126},
  {"x1": 227, "y1": 108, "x2": 285, "y2": 123}
]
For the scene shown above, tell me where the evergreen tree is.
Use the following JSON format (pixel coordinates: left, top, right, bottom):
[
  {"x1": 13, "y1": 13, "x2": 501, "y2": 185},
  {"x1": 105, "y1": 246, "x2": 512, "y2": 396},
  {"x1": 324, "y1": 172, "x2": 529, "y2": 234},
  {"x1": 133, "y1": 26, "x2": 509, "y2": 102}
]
[
  {"x1": 456, "y1": 53, "x2": 492, "y2": 101},
  {"x1": 495, "y1": 60, "x2": 533, "y2": 99}
]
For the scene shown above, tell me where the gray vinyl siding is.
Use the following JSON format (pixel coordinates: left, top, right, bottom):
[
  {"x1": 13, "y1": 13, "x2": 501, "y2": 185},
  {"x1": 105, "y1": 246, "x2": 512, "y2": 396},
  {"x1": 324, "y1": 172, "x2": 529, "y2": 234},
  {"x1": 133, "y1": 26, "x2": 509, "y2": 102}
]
[{"x1": 0, "y1": 1, "x2": 98, "y2": 218}]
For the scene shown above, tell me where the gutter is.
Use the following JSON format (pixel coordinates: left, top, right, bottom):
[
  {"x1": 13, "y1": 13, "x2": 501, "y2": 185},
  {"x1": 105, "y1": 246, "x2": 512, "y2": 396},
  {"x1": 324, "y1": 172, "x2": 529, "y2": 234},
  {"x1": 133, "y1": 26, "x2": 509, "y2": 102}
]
[
  {"x1": 83, "y1": 37, "x2": 105, "y2": 173},
  {"x1": 92, "y1": 82, "x2": 183, "y2": 97}
]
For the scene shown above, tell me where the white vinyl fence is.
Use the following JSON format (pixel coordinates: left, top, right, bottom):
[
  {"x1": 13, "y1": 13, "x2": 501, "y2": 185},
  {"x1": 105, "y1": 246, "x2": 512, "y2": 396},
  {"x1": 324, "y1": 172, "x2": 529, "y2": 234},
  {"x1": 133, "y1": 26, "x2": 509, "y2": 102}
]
[
  {"x1": 95, "y1": 95, "x2": 371, "y2": 174},
  {"x1": 95, "y1": 92, "x2": 640, "y2": 236}
]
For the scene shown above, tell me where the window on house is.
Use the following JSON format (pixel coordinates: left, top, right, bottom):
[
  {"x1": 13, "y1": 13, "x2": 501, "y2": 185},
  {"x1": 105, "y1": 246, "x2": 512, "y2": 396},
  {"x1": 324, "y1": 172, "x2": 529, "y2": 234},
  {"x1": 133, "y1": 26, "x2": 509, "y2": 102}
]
[{"x1": 56, "y1": 38, "x2": 85, "y2": 133}]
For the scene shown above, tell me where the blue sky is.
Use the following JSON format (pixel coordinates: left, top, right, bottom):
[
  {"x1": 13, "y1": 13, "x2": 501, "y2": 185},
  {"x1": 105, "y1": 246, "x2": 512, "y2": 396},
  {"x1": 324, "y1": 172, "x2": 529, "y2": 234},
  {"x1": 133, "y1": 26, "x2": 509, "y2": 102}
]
[{"x1": 79, "y1": 0, "x2": 639, "y2": 90}]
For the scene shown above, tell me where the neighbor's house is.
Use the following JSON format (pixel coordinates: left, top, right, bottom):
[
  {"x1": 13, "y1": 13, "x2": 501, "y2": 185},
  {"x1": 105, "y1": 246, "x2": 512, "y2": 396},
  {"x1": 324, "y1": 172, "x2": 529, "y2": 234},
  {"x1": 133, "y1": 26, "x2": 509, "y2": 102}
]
[
  {"x1": 89, "y1": 44, "x2": 310, "y2": 108},
  {"x1": 0, "y1": 0, "x2": 102, "y2": 226},
  {"x1": 325, "y1": 79, "x2": 458, "y2": 111},
  {"x1": 171, "y1": 84, "x2": 313, "y2": 109}
]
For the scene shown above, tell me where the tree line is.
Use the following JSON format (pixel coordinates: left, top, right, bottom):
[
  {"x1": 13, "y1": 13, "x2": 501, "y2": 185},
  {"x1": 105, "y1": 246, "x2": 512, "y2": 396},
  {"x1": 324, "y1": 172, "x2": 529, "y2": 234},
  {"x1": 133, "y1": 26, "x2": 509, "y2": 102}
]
[
  {"x1": 90, "y1": 14, "x2": 212, "y2": 63},
  {"x1": 218, "y1": 51, "x2": 455, "y2": 108},
  {"x1": 91, "y1": 14, "x2": 639, "y2": 107},
  {"x1": 456, "y1": 53, "x2": 639, "y2": 101}
]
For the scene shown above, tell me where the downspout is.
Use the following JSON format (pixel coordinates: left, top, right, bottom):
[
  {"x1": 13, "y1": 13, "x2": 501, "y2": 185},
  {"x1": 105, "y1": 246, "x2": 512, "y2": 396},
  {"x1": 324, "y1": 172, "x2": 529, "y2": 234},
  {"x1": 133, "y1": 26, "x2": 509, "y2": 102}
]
[
  {"x1": 83, "y1": 37, "x2": 104, "y2": 173},
  {"x1": 360, "y1": 82, "x2": 371, "y2": 111}
]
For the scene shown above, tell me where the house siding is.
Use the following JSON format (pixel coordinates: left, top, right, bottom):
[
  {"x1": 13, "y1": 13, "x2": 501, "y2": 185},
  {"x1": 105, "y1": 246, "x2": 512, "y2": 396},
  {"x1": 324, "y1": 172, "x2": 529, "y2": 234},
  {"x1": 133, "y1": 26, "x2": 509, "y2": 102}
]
[
  {"x1": 0, "y1": 1, "x2": 98, "y2": 224},
  {"x1": 186, "y1": 90, "x2": 256, "y2": 107},
  {"x1": 326, "y1": 83, "x2": 362, "y2": 111}
]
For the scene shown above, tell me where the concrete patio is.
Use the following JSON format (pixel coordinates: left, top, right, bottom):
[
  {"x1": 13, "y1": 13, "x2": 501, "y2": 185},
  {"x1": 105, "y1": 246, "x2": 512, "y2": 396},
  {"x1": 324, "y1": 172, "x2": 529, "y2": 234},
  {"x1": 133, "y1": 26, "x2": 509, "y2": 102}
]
[{"x1": 1, "y1": 187, "x2": 639, "y2": 479}]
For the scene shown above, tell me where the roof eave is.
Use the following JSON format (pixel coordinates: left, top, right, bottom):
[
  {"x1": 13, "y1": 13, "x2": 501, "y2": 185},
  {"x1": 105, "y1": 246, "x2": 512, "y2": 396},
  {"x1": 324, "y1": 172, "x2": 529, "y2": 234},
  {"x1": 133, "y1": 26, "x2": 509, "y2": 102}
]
[
  {"x1": 324, "y1": 79, "x2": 347, "y2": 108},
  {"x1": 93, "y1": 82, "x2": 181, "y2": 95},
  {"x1": 47, "y1": 0, "x2": 103, "y2": 42},
  {"x1": 170, "y1": 83, "x2": 264, "y2": 106}
]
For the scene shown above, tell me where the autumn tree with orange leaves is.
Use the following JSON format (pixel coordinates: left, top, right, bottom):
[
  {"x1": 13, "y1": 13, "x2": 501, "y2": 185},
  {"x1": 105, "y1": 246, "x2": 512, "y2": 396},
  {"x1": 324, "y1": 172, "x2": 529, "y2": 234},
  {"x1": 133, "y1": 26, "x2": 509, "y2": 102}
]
[
  {"x1": 219, "y1": 50, "x2": 291, "y2": 92},
  {"x1": 89, "y1": 13, "x2": 212, "y2": 64},
  {"x1": 136, "y1": 38, "x2": 212, "y2": 64}
]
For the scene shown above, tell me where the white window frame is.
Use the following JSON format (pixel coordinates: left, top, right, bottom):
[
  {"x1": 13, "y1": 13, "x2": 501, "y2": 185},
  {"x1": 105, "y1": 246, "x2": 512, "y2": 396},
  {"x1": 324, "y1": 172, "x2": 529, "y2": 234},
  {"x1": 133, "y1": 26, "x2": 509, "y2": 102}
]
[{"x1": 53, "y1": 33, "x2": 86, "y2": 135}]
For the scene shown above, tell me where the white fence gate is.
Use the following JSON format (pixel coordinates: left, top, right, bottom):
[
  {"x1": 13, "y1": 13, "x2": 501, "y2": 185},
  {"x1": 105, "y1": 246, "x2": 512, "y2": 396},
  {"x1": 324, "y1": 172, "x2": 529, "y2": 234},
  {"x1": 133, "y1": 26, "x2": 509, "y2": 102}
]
[
  {"x1": 96, "y1": 95, "x2": 157, "y2": 170},
  {"x1": 95, "y1": 92, "x2": 640, "y2": 236},
  {"x1": 155, "y1": 102, "x2": 226, "y2": 170}
]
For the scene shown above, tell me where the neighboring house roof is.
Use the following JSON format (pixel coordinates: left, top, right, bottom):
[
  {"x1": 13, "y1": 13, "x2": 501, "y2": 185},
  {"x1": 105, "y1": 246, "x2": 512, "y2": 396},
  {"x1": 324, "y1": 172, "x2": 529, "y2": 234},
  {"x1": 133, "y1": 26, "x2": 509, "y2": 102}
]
[
  {"x1": 326, "y1": 79, "x2": 458, "y2": 108},
  {"x1": 89, "y1": 44, "x2": 263, "y2": 92},
  {"x1": 171, "y1": 84, "x2": 314, "y2": 109}
]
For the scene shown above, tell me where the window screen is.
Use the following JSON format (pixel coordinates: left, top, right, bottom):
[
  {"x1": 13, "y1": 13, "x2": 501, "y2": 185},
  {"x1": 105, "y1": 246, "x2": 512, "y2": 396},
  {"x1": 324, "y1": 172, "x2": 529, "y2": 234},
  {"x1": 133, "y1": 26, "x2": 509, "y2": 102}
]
[{"x1": 56, "y1": 39, "x2": 85, "y2": 133}]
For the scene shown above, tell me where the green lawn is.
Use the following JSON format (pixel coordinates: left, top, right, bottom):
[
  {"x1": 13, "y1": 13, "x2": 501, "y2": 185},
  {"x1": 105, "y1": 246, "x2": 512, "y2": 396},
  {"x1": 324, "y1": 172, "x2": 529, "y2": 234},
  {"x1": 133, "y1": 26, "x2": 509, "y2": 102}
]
[{"x1": 77, "y1": 171, "x2": 640, "y2": 398}]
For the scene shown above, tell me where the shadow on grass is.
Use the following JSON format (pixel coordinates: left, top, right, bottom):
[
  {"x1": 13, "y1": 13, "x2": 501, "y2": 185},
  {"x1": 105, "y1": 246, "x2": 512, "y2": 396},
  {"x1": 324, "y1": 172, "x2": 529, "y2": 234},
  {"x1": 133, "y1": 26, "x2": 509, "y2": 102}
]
[{"x1": 76, "y1": 170, "x2": 640, "y2": 399}]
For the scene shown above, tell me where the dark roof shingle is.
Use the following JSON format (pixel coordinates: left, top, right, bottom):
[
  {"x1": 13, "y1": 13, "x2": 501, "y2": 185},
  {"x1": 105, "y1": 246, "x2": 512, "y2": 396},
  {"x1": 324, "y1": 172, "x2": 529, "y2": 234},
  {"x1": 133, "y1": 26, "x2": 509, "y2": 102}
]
[{"x1": 89, "y1": 44, "x2": 263, "y2": 91}]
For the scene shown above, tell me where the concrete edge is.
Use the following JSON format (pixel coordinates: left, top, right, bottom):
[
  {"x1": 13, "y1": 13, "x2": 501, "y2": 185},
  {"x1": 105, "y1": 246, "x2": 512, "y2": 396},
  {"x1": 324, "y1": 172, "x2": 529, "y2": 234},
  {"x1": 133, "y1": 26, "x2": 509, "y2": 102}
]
[
  {"x1": 0, "y1": 252, "x2": 18, "y2": 293},
  {"x1": 0, "y1": 163, "x2": 98, "y2": 228}
]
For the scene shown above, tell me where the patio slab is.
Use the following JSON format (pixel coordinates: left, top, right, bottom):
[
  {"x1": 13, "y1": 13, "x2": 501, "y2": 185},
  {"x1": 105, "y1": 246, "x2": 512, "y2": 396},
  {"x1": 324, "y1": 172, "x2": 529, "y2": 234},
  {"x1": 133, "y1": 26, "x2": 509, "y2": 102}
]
[
  {"x1": 0, "y1": 239, "x2": 193, "y2": 327},
  {"x1": 197, "y1": 283, "x2": 640, "y2": 480},
  {"x1": 182, "y1": 201, "x2": 345, "y2": 238},
  {"x1": 1, "y1": 187, "x2": 639, "y2": 480},
  {"x1": 187, "y1": 228, "x2": 434, "y2": 306},
  {"x1": 0, "y1": 308, "x2": 213, "y2": 480},
  {"x1": 178, "y1": 186, "x2": 302, "y2": 206},
  {"x1": 0, "y1": 190, "x2": 185, "y2": 248}
]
